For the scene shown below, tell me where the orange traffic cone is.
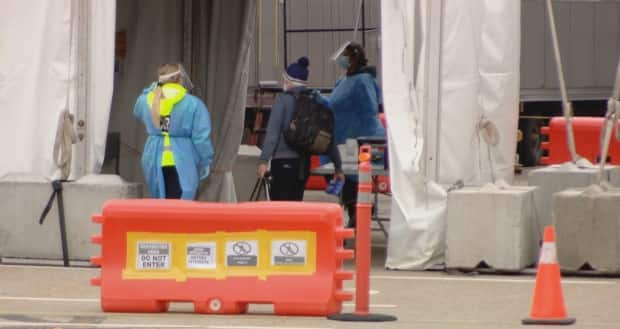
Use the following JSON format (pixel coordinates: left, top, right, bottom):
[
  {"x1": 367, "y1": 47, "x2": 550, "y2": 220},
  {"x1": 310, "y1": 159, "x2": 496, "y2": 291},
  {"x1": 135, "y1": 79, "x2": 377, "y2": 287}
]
[{"x1": 522, "y1": 226, "x2": 575, "y2": 325}]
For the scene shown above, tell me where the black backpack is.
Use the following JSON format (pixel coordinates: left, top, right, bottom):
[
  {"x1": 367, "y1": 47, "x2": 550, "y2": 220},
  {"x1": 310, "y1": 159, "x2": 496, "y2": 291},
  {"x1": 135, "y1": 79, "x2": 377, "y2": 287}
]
[{"x1": 283, "y1": 90, "x2": 334, "y2": 155}]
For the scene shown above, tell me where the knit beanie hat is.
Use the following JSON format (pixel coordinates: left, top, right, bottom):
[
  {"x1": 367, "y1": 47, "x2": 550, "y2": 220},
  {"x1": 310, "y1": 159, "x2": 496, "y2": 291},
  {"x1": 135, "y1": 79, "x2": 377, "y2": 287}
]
[{"x1": 285, "y1": 57, "x2": 310, "y2": 82}]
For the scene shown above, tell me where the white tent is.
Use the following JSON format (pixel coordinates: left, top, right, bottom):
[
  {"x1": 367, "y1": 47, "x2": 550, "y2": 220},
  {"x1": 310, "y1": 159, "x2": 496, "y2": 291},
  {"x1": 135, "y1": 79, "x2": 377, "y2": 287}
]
[
  {"x1": 0, "y1": 0, "x2": 114, "y2": 179},
  {"x1": 382, "y1": 0, "x2": 521, "y2": 269},
  {"x1": 0, "y1": 0, "x2": 255, "y2": 202}
]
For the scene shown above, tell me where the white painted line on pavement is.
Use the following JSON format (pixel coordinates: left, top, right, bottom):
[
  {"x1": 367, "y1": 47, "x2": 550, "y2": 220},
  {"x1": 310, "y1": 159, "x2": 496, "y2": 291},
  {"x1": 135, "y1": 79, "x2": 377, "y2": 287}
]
[
  {"x1": 343, "y1": 303, "x2": 397, "y2": 308},
  {"x1": 0, "y1": 296, "x2": 98, "y2": 302},
  {"x1": 370, "y1": 275, "x2": 615, "y2": 285},
  {"x1": 208, "y1": 326, "x2": 330, "y2": 329},
  {"x1": 0, "y1": 264, "x2": 96, "y2": 271},
  {"x1": 0, "y1": 322, "x2": 332, "y2": 329},
  {"x1": 0, "y1": 323, "x2": 185, "y2": 329},
  {"x1": 0, "y1": 296, "x2": 397, "y2": 309},
  {"x1": 342, "y1": 288, "x2": 379, "y2": 295}
]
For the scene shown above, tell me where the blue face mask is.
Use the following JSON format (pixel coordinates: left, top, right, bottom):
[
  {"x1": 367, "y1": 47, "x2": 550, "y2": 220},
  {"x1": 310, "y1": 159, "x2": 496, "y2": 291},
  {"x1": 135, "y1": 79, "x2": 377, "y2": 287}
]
[{"x1": 337, "y1": 56, "x2": 350, "y2": 70}]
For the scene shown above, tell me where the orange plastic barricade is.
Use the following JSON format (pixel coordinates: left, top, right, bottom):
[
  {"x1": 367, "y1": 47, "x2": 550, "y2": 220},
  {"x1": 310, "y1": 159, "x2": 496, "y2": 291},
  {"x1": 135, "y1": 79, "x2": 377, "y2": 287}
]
[
  {"x1": 90, "y1": 200, "x2": 354, "y2": 316},
  {"x1": 540, "y1": 117, "x2": 620, "y2": 165},
  {"x1": 305, "y1": 156, "x2": 328, "y2": 190}
]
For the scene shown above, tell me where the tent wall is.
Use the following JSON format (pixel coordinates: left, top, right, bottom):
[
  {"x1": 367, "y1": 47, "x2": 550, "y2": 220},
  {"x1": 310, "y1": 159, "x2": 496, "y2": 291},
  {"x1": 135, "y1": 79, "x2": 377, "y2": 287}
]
[
  {"x1": 384, "y1": 0, "x2": 521, "y2": 269},
  {"x1": 476, "y1": 0, "x2": 520, "y2": 183},
  {"x1": 438, "y1": 0, "x2": 520, "y2": 185},
  {"x1": 383, "y1": 0, "x2": 448, "y2": 270},
  {"x1": 0, "y1": 1, "x2": 71, "y2": 179},
  {"x1": 82, "y1": 1, "x2": 116, "y2": 177},
  {"x1": 0, "y1": 0, "x2": 114, "y2": 180}
]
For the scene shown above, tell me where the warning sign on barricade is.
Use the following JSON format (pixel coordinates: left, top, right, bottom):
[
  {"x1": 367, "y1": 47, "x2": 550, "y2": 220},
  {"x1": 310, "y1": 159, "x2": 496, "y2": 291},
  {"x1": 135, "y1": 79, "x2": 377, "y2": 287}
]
[
  {"x1": 226, "y1": 240, "x2": 258, "y2": 267},
  {"x1": 136, "y1": 242, "x2": 170, "y2": 270},
  {"x1": 186, "y1": 243, "x2": 216, "y2": 269},
  {"x1": 271, "y1": 240, "x2": 307, "y2": 266}
]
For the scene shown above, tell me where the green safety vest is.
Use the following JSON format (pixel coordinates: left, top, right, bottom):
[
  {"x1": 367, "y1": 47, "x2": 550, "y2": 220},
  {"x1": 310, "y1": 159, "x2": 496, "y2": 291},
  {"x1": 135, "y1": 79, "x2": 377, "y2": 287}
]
[{"x1": 146, "y1": 83, "x2": 187, "y2": 167}]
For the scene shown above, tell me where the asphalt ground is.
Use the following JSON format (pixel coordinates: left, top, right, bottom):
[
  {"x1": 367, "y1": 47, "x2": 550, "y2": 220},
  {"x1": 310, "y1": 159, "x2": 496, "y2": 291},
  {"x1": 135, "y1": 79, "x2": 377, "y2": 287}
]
[{"x1": 1, "y1": 255, "x2": 619, "y2": 329}]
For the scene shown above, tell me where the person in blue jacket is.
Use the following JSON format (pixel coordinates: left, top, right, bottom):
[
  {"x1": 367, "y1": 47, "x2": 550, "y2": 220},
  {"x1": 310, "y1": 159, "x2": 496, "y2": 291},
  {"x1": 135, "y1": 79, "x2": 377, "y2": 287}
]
[
  {"x1": 326, "y1": 42, "x2": 385, "y2": 228},
  {"x1": 134, "y1": 63, "x2": 214, "y2": 200}
]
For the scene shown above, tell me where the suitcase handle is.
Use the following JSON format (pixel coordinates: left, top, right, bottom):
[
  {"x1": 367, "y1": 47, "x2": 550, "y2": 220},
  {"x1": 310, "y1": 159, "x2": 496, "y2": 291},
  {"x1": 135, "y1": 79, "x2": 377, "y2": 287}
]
[{"x1": 250, "y1": 172, "x2": 272, "y2": 201}]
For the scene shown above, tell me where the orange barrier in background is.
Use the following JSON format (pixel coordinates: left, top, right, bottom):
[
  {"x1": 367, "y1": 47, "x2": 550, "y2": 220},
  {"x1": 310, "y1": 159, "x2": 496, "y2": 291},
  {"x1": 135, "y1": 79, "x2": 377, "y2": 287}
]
[
  {"x1": 305, "y1": 156, "x2": 328, "y2": 190},
  {"x1": 306, "y1": 113, "x2": 390, "y2": 192},
  {"x1": 90, "y1": 200, "x2": 354, "y2": 316},
  {"x1": 540, "y1": 117, "x2": 620, "y2": 165}
]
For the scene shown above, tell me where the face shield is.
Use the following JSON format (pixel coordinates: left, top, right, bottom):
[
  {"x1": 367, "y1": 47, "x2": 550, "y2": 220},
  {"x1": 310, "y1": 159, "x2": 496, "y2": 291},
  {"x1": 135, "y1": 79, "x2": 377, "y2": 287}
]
[
  {"x1": 158, "y1": 65, "x2": 194, "y2": 91},
  {"x1": 330, "y1": 41, "x2": 351, "y2": 61}
]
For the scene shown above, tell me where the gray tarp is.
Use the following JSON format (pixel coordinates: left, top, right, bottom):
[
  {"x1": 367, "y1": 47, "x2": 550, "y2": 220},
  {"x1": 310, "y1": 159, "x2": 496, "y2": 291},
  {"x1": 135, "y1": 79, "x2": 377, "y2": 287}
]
[
  {"x1": 109, "y1": 0, "x2": 255, "y2": 202},
  {"x1": 196, "y1": 1, "x2": 256, "y2": 202}
]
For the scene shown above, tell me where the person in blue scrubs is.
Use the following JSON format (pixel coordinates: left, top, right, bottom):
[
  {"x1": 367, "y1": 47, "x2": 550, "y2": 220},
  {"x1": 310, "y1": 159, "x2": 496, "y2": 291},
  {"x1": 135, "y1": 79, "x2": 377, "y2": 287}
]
[
  {"x1": 326, "y1": 43, "x2": 385, "y2": 228},
  {"x1": 134, "y1": 63, "x2": 214, "y2": 200}
]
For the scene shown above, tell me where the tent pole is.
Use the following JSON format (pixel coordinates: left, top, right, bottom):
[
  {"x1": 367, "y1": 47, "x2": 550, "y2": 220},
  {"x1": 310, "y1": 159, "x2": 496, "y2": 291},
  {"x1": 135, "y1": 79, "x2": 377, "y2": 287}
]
[
  {"x1": 282, "y1": 0, "x2": 287, "y2": 69},
  {"x1": 545, "y1": 0, "x2": 578, "y2": 164},
  {"x1": 597, "y1": 56, "x2": 620, "y2": 184}
]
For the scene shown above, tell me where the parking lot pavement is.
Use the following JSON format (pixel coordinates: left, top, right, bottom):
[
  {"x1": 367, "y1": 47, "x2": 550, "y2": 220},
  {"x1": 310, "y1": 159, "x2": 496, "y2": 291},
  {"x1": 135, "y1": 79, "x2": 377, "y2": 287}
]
[{"x1": 1, "y1": 253, "x2": 620, "y2": 329}]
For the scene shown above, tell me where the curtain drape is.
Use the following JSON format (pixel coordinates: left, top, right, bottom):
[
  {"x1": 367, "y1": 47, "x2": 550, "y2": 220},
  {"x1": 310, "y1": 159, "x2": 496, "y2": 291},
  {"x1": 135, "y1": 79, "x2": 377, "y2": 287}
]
[{"x1": 196, "y1": 0, "x2": 256, "y2": 202}]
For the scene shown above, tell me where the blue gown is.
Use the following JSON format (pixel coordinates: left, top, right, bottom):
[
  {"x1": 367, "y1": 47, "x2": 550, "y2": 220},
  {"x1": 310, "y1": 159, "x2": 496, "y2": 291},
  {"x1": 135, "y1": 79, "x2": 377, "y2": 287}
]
[
  {"x1": 328, "y1": 72, "x2": 385, "y2": 145},
  {"x1": 134, "y1": 83, "x2": 214, "y2": 200},
  {"x1": 319, "y1": 72, "x2": 386, "y2": 172}
]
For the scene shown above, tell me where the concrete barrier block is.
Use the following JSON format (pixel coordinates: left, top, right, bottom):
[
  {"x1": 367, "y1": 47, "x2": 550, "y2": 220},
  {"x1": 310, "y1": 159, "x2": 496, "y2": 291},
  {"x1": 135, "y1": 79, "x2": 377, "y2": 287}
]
[
  {"x1": 0, "y1": 174, "x2": 59, "y2": 259},
  {"x1": 527, "y1": 165, "x2": 620, "y2": 236},
  {"x1": 446, "y1": 185, "x2": 537, "y2": 271},
  {"x1": 553, "y1": 187, "x2": 620, "y2": 272},
  {"x1": 63, "y1": 175, "x2": 142, "y2": 260},
  {"x1": 0, "y1": 174, "x2": 142, "y2": 261},
  {"x1": 233, "y1": 145, "x2": 263, "y2": 202}
]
